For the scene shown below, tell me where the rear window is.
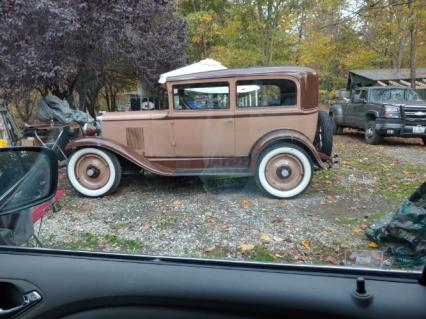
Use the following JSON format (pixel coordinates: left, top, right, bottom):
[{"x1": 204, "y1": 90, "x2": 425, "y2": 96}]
[{"x1": 237, "y1": 79, "x2": 297, "y2": 107}]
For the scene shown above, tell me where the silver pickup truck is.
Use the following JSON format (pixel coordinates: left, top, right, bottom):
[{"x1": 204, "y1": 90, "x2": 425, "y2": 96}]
[{"x1": 329, "y1": 86, "x2": 426, "y2": 145}]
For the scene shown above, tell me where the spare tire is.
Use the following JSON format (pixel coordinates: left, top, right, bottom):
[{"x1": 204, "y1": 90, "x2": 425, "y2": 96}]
[{"x1": 314, "y1": 111, "x2": 333, "y2": 156}]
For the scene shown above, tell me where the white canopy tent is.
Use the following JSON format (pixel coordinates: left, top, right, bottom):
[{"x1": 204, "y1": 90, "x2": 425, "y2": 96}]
[{"x1": 158, "y1": 59, "x2": 227, "y2": 84}]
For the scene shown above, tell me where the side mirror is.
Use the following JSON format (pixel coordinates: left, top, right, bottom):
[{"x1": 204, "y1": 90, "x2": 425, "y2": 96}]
[{"x1": 0, "y1": 147, "x2": 58, "y2": 216}]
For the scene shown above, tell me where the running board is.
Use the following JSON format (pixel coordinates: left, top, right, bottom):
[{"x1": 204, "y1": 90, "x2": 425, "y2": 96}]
[{"x1": 173, "y1": 168, "x2": 251, "y2": 177}]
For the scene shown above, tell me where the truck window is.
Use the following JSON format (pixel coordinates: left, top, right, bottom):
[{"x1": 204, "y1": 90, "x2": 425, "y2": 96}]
[
  {"x1": 359, "y1": 90, "x2": 368, "y2": 101},
  {"x1": 236, "y1": 79, "x2": 296, "y2": 107},
  {"x1": 173, "y1": 82, "x2": 229, "y2": 110}
]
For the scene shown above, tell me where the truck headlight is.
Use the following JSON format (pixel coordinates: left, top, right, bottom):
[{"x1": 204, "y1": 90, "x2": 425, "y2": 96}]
[{"x1": 384, "y1": 105, "x2": 400, "y2": 118}]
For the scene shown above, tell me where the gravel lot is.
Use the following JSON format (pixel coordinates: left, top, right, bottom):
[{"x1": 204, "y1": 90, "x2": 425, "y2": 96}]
[{"x1": 37, "y1": 132, "x2": 426, "y2": 268}]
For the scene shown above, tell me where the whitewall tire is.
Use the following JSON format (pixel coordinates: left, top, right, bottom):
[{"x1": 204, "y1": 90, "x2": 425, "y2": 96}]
[
  {"x1": 256, "y1": 144, "x2": 313, "y2": 199},
  {"x1": 67, "y1": 147, "x2": 122, "y2": 197}
]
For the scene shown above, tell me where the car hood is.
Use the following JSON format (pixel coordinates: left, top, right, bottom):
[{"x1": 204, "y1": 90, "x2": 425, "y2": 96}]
[
  {"x1": 385, "y1": 100, "x2": 426, "y2": 107},
  {"x1": 102, "y1": 110, "x2": 169, "y2": 121}
]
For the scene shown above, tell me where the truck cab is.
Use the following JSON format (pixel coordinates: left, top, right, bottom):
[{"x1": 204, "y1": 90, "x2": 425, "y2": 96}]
[{"x1": 330, "y1": 86, "x2": 426, "y2": 145}]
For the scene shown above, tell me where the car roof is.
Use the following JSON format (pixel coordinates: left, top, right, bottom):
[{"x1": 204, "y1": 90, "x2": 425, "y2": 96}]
[{"x1": 166, "y1": 66, "x2": 316, "y2": 82}]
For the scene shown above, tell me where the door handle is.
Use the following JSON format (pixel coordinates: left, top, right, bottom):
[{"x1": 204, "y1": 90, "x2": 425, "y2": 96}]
[{"x1": 0, "y1": 290, "x2": 41, "y2": 318}]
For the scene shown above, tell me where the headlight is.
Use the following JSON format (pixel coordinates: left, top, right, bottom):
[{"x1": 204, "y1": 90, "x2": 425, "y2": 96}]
[
  {"x1": 82, "y1": 123, "x2": 97, "y2": 136},
  {"x1": 383, "y1": 105, "x2": 400, "y2": 118}
]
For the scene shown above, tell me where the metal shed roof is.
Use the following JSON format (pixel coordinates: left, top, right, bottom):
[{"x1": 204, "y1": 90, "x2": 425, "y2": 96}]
[{"x1": 349, "y1": 68, "x2": 426, "y2": 81}]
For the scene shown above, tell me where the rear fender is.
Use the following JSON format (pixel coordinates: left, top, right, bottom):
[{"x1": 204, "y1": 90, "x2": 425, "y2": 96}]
[
  {"x1": 249, "y1": 129, "x2": 328, "y2": 173},
  {"x1": 66, "y1": 137, "x2": 173, "y2": 176}
]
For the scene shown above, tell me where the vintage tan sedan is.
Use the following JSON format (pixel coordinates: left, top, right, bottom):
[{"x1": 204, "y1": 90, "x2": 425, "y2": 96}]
[{"x1": 66, "y1": 66, "x2": 333, "y2": 199}]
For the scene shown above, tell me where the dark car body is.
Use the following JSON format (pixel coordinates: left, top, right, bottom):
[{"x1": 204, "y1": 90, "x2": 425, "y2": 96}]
[{"x1": 330, "y1": 86, "x2": 426, "y2": 144}]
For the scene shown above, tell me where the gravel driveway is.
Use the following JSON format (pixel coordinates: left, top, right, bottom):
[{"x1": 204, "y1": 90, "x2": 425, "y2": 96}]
[{"x1": 37, "y1": 133, "x2": 426, "y2": 268}]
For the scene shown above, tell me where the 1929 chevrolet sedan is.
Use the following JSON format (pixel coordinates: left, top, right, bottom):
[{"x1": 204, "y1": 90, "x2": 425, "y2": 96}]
[{"x1": 66, "y1": 66, "x2": 333, "y2": 199}]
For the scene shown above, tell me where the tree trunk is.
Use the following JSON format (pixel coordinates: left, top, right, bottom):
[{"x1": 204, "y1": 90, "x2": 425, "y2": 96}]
[{"x1": 409, "y1": 0, "x2": 417, "y2": 89}]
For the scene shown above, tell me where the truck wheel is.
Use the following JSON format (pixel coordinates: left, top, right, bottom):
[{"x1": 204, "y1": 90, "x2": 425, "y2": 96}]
[
  {"x1": 67, "y1": 147, "x2": 122, "y2": 197},
  {"x1": 331, "y1": 114, "x2": 343, "y2": 135},
  {"x1": 422, "y1": 137, "x2": 426, "y2": 146},
  {"x1": 256, "y1": 144, "x2": 313, "y2": 199},
  {"x1": 314, "y1": 111, "x2": 333, "y2": 156},
  {"x1": 365, "y1": 121, "x2": 382, "y2": 145}
]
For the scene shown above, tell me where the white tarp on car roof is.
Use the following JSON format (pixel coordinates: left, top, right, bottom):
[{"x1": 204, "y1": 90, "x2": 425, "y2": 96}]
[
  {"x1": 159, "y1": 59, "x2": 227, "y2": 84},
  {"x1": 185, "y1": 85, "x2": 261, "y2": 94}
]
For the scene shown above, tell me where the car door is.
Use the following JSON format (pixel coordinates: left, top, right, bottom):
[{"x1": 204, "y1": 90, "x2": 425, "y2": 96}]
[
  {"x1": 346, "y1": 89, "x2": 361, "y2": 127},
  {"x1": 233, "y1": 76, "x2": 317, "y2": 155},
  {"x1": 353, "y1": 89, "x2": 369, "y2": 128},
  {"x1": 169, "y1": 80, "x2": 235, "y2": 159}
]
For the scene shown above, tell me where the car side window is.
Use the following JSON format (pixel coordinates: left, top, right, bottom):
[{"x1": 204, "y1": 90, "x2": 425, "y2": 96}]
[
  {"x1": 359, "y1": 90, "x2": 368, "y2": 102},
  {"x1": 236, "y1": 79, "x2": 296, "y2": 108},
  {"x1": 173, "y1": 82, "x2": 229, "y2": 110}
]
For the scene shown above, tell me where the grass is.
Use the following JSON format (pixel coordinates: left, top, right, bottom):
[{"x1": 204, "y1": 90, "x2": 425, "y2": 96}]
[
  {"x1": 156, "y1": 216, "x2": 174, "y2": 230},
  {"x1": 313, "y1": 136, "x2": 426, "y2": 202},
  {"x1": 370, "y1": 210, "x2": 386, "y2": 221},
  {"x1": 55, "y1": 232, "x2": 143, "y2": 252},
  {"x1": 204, "y1": 246, "x2": 229, "y2": 259},
  {"x1": 249, "y1": 247, "x2": 277, "y2": 262},
  {"x1": 339, "y1": 217, "x2": 358, "y2": 225}
]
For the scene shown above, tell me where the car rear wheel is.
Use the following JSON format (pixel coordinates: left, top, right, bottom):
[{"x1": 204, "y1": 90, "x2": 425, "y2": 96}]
[
  {"x1": 422, "y1": 137, "x2": 426, "y2": 146},
  {"x1": 256, "y1": 144, "x2": 313, "y2": 199},
  {"x1": 365, "y1": 120, "x2": 382, "y2": 145},
  {"x1": 67, "y1": 147, "x2": 122, "y2": 197},
  {"x1": 314, "y1": 111, "x2": 333, "y2": 156},
  {"x1": 330, "y1": 114, "x2": 343, "y2": 135}
]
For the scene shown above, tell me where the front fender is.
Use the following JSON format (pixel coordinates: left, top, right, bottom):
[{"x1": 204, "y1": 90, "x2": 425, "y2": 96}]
[
  {"x1": 66, "y1": 137, "x2": 173, "y2": 176},
  {"x1": 249, "y1": 129, "x2": 327, "y2": 173},
  {"x1": 330, "y1": 103, "x2": 345, "y2": 124},
  {"x1": 365, "y1": 110, "x2": 380, "y2": 120}
]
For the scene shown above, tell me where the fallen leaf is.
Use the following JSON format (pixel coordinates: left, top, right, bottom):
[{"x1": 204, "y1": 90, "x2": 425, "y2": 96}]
[
  {"x1": 326, "y1": 227, "x2": 336, "y2": 233},
  {"x1": 173, "y1": 199, "x2": 183, "y2": 206},
  {"x1": 259, "y1": 234, "x2": 270, "y2": 242},
  {"x1": 273, "y1": 236, "x2": 284, "y2": 243},
  {"x1": 352, "y1": 227, "x2": 364, "y2": 234},
  {"x1": 368, "y1": 241, "x2": 378, "y2": 249},
  {"x1": 324, "y1": 255, "x2": 338, "y2": 264},
  {"x1": 240, "y1": 199, "x2": 250, "y2": 209},
  {"x1": 204, "y1": 245, "x2": 216, "y2": 252},
  {"x1": 301, "y1": 240, "x2": 311, "y2": 249},
  {"x1": 239, "y1": 244, "x2": 255, "y2": 253}
]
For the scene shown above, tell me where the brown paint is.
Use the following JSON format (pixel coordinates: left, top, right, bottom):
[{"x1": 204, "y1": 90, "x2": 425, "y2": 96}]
[{"x1": 69, "y1": 67, "x2": 325, "y2": 176}]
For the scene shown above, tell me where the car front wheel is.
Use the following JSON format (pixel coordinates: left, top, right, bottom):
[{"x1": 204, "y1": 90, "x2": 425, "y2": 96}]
[
  {"x1": 256, "y1": 144, "x2": 313, "y2": 199},
  {"x1": 365, "y1": 121, "x2": 382, "y2": 145},
  {"x1": 67, "y1": 147, "x2": 122, "y2": 197}
]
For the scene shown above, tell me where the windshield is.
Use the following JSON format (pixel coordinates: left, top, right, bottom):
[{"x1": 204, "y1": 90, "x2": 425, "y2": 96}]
[
  {"x1": 0, "y1": 0, "x2": 425, "y2": 272},
  {"x1": 371, "y1": 88, "x2": 423, "y2": 103}
]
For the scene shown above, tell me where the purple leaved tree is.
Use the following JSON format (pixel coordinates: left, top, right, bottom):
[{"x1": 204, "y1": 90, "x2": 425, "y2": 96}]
[{"x1": 0, "y1": 0, "x2": 186, "y2": 116}]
